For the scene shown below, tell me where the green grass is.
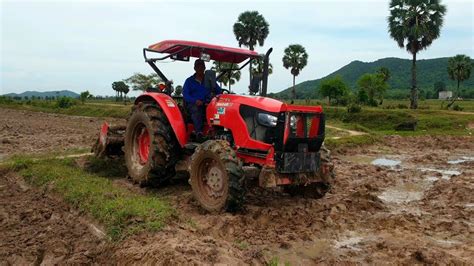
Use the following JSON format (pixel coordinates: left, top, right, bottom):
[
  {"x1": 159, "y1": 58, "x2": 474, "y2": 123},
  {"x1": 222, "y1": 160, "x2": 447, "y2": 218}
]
[
  {"x1": 325, "y1": 126, "x2": 351, "y2": 138},
  {"x1": 381, "y1": 99, "x2": 474, "y2": 112},
  {"x1": 291, "y1": 99, "x2": 474, "y2": 112},
  {"x1": 288, "y1": 99, "x2": 473, "y2": 136},
  {"x1": 322, "y1": 106, "x2": 473, "y2": 136},
  {"x1": 0, "y1": 99, "x2": 130, "y2": 118},
  {"x1": 2, "y1": 97, "x2": 472, "y2": 148},
  {"x1": 2, "y1": 155, "x2": 174, "y2": 240},
  {"x1": 234, "y1": 239, "x2": 250, "y2": 250},
  {"x1": 325, "y1": 134, "x2": 380, "y2": 152}
]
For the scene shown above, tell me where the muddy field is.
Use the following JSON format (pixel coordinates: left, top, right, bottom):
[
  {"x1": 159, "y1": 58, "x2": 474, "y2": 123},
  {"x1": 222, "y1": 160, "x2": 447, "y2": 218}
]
[
  {"x1": 0, "y1": 108, "x2": 123, "y2": 157},
  {"x1": 1, "y1": 108, "x2": 473, "y2": 264}
]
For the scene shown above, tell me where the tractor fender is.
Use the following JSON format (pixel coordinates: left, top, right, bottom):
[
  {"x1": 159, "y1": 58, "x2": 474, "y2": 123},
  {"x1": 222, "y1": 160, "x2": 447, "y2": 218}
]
[{"x1": 134, "y1": 93, "x2": 187, "y2": 147}]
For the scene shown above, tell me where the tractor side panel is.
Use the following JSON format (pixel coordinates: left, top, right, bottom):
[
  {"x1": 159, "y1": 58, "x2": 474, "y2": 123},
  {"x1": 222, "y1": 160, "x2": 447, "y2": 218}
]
[
  {"x1": 207, "y1": 97, "x2": 272, "y2": 151},
  {"x1": 135, "y1": 93, "x2": 188, "y2": 147}
]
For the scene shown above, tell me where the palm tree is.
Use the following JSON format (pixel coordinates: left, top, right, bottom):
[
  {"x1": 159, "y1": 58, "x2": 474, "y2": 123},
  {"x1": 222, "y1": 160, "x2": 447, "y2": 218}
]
[
  {"x1": 123, "y1": 86, "x2": 130, "y2": 104},
  {"x1": 112, "y1": 81, "x2": 119, "y2": 101},
  {"x1": 282, "y1": 44, "x2": 308, "y2": 101},
  {"x1": 251, "y1": 58, "x2": 273, "y2": 94},
  {"x1": 252, "y1": 58, "x2": 273, "y2": 76},
  {"x1": 112, "y1": 81, "x2": 128, "y2": 101},
  {"x1": 233, "y1": 11, "x2": 269, "y2": 86},
  {"x1": 212, "y1": 62, "x2": 241, "y2": 91},
  {"x1": 447, "y1": 54, "x2": 472, "y2": 107},
  {"x1": 388, "y1": 0, "x2": 446, "y2": 109},
  {"x1": 377, "y1": 67, "x2": 391, "y2": 82},
  {"x1": 448, "y1": 54, "x2": 472, "y2": 93}
]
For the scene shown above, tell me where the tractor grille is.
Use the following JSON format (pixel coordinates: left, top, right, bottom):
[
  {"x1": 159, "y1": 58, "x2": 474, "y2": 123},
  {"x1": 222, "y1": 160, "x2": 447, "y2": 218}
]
[
  {"x1": 274, "y1": 111, "x2": 325, "y2": 173},
  {"x1": 276, "y1": 151, "x2": 321, "y2": 173}
]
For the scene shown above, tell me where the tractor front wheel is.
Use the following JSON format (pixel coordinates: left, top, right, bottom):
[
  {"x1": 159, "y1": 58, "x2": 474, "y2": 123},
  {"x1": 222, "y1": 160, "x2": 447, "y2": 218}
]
[{"x1": 190, "y1": 140, "x2": 245, "y2": 212}]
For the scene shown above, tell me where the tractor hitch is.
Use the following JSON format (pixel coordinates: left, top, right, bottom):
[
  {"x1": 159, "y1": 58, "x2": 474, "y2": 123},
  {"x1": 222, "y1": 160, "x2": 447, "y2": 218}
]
[{"x1": 91, "y1": 122, "x2": 126, "y2": 157}]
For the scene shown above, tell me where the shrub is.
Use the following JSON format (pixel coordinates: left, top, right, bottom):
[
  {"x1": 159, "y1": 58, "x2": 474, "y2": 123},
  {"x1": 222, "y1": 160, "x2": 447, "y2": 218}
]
[
  {"x1": 397, "y1": 103, "x2": 408, "y2": 109},
  {"x1": 394, "y1": 119, "x2": 418, "y2": 131},
  {"x1": 56, "y1": 97, "x2": 75, "y2": 109},
  {"x1": 0, "y1": 96, "x2": 14, "y2": 104},
  {"x1": 347, "y1": 103, "x2": 362, "y2": 113},
  {"x1": 368, "y1": 99, "x2": 378, "y2": 107},
  {"x1": 452, "y1": 104, "x2": 464, "y2": 111},
  {"x1": 383, "y1": 104, "x2": 396, "y2": 109}
]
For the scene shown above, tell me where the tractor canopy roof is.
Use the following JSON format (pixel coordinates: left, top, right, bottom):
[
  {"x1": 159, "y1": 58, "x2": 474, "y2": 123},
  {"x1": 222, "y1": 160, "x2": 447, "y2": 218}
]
[{"x1": 147, "y1": 40, "x2": 261, "y2": 64}]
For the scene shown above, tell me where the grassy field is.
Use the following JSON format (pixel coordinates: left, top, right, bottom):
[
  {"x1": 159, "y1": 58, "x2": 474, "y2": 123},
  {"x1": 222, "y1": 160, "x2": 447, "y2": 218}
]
[
  {"x1": 1, "y1": 97, "x2": 473, "y2": 144},
  {"x1": 2, "y1": 155, "x2": 175, "y2": 240},
  {"x1": 0, "y1": 98, "x2": 130, "y2": 118},
  {"x1": 292, "y1": 98, "x2": 474, "y2": 112}
]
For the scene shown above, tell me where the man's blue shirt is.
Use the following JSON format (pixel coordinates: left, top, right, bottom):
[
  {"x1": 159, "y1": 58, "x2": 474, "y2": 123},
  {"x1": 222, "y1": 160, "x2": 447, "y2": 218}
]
[{"x1": 183, "y1": 74, "x2": 222, "y2": 104}]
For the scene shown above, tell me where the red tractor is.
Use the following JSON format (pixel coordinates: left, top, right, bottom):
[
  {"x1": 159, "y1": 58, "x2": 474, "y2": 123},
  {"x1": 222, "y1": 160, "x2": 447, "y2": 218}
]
[{"x1": 93, "y1": 40, "x2": 334, "y2": 212}]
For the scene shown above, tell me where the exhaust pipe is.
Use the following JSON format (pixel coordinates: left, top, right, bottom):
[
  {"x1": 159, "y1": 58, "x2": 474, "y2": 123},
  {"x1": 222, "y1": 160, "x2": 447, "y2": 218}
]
[{"x1": 261, "y1": 48, "x2": 273, "y2": 97}]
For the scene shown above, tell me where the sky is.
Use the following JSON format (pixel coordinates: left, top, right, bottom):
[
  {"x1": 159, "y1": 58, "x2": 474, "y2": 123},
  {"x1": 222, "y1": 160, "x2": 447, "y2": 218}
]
[{"x1": 1, "y1": 0, "x2": 473, "y2": 97}]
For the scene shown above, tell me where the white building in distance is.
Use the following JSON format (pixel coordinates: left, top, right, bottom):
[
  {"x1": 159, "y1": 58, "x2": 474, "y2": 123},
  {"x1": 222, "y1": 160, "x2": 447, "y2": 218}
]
[{"x1": 438, "y1": 91, "x2": 453, "y2": 100}]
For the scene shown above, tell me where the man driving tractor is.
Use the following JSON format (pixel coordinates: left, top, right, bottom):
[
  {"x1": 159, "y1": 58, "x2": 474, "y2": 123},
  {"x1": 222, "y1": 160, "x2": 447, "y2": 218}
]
[
  {"x1": 183, "y1": 59, "x2": 222, "y2": 138},
  {"x1": 93, "y1": 40, "x2": 334, "y2": 212}
]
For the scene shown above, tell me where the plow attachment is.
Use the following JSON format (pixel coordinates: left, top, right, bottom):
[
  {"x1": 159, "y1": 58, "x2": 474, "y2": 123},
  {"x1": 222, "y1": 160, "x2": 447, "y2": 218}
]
[{"x1": 92, "y1": 122, "x2": 126, "y2": 157}]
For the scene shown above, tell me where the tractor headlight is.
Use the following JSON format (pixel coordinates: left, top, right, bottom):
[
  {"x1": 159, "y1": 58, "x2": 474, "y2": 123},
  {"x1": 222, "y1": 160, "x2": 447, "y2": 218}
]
[
  {"x1": 290, "y1": 115, "x2": 297, "y2": 129},
  {"x1": 257, "y1": 113, "x2": 278, "y2": 127}
]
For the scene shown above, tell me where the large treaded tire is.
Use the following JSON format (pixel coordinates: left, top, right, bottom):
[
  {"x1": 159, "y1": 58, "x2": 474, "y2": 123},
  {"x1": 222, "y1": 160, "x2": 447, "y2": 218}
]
[
  {"x1": 189, "y1": 140, "x2": 245, "y2": 212},
  {"x1": 124, "y1": 103, "x2": 178, "y2": 186},
  {"x1": 284, "y1": 143, "x2": 334, "y2": 198}
]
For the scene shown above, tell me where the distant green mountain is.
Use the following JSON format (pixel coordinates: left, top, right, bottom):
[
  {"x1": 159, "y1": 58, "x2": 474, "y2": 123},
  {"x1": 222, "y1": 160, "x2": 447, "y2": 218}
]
[
  {"x1": 3, "y1": 90, "x2": 79, "y2": 98},
  {"x1": 276, "y1": 57, "x2": 474, "y2": 98}
]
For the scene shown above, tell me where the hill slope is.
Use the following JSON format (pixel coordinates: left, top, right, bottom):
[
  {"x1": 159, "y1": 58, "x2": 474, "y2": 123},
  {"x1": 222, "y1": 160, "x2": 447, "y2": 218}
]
[
  {"x1": 276, "y1": 57, "x2": 474, "y2": 98},
  {"x1": 3, "y1": 90, "x2": 79, "y2": 98}
]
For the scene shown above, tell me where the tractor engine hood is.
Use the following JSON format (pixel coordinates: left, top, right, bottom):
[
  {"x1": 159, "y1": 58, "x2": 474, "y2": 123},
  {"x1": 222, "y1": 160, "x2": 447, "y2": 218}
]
[{"x1": 214, "y1": 94, "x2": 323, "y2": 114}]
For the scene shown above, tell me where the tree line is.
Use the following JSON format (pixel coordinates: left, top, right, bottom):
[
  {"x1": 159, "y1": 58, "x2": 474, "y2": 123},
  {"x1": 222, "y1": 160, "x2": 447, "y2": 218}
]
[
  {"x1": 113, "y1": 0, "x2": 472, "y2": 109},
  {"x1": 305, "y1": 53, "x2": 472, "y2": 109}
]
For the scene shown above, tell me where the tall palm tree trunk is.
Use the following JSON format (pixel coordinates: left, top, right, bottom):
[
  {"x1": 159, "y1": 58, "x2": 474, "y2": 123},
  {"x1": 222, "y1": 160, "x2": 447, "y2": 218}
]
[
  {"x1": 249, "y1": 60, "x2": 253, "y2": 94},
  {"x1": 249, "y1": 46, "x2": 254, "y2": 95},
  {"x1": 447, "y1": 79, "x2": 460, "y2": 108},
  {"x1": 457, "y1": 80, "x2": 460, "y2": 96},
  {"x1": 292, "y1": 75, "x2": 296, "y2": 100},
  {"x1": 410, "y1": 52, "x2": 418, "y2": 109}
]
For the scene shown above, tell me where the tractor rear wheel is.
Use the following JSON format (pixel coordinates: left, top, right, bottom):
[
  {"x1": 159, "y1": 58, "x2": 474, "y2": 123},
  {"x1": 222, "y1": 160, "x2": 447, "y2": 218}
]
[
  {"x1": 190, "y1": 140, "x2": 245, "y2": 212},
  {"x1": 124, "y1": 103, "x2": 178, "y2": 186},
  {"x1": 284, "y1": 144, "x2": 334, "y2": 198}
]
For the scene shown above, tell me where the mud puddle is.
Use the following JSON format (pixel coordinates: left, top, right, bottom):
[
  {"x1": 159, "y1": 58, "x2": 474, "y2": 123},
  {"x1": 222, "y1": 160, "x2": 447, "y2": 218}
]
[
  {"x1": 371, "y1": 158, "x2": 401, "y2": 167},
  {"x1": 339, "y1": 154, "x2": 373, "y2": 164},
  {"x1": 273, "y1": 239, "x2": 333, "y2": 264},
  {"x1": 379, "y1": 165, "x2": 463, "y2": 205},
  {"x1": 378, "y1": 182, "x2": 426, "y2": 204},
  {"x1": 334, "y1": 232, "x2": 366, "y2": 251},
  {"x1": 341, "y1": 154, "x2": 403, "y2": 168},
  {"x1": 447, "y1": 156, "x2": 474, "y2": 164},
  {"x1": 271, "y1": 232, "x2": 368, "y2": 264},
  {"x1": 419, "y1": 168, "x2": 462, "y2": 180}
]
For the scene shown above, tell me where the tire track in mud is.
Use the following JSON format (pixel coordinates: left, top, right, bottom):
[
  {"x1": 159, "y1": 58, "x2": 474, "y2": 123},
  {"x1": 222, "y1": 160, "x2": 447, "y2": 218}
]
[{"x1": 0, "y1": 171, "x2": 112, "y2": 265}]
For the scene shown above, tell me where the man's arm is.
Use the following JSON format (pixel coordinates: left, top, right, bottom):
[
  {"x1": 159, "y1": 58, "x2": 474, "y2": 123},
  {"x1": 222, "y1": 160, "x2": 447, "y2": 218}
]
[
  {"x1": 183, "y1": 78, "x2": 199, "y2": 104},
  {"x1": 215, "y1": 81, "x2": 222, "y2": 95}
]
